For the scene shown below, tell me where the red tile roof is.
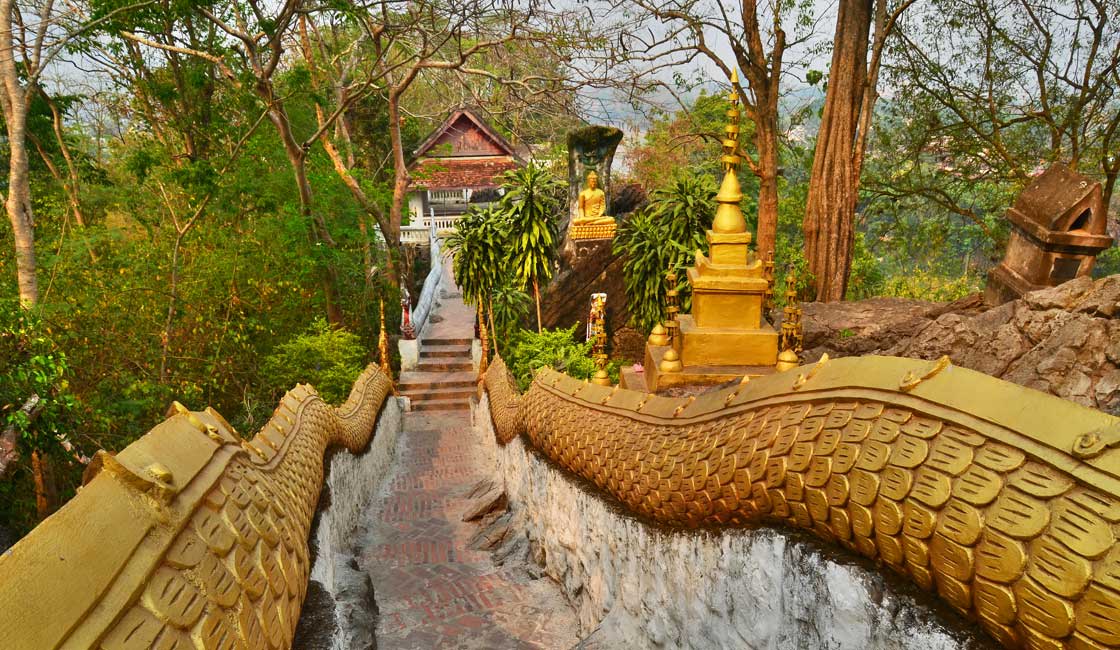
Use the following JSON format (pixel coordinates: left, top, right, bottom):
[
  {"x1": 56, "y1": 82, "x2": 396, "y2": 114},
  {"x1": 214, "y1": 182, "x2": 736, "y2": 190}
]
[{"x1": 410, "y1": 156, "x2": 520, "y2": 190}]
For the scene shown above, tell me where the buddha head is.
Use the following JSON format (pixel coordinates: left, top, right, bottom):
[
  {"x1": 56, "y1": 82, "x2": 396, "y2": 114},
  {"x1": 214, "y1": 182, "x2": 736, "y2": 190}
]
[{"x1": 586, "y1": 171, "x2": 599, "y2": 190}]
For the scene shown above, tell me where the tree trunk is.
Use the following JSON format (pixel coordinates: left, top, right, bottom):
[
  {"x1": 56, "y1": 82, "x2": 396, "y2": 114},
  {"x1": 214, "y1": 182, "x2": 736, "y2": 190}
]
[
  {"x1": 267, "y1": 105, "x2": 344, "y2": 325},
  {"x1": 315, "y1": 105, "x2": 401, "y2": 291},
  {"x1": 533, "y1": 277, "x2": 542, "y2": 333},
  {"x1": 160, "y1": 231, "x2": 184, "y2": 383},
  {"x1": 1104, "y1": 166, "x2": 1118, "y2": 215},
  {"x1": 755, "y1": 120, "x2": 780, "y2": 261},
  {"x1": 488, "y1": 302, "x2": 499, "y2": 356},
  {"x1": 43, "y1": 91, "x2": 87, "y2": 229},
  {"x1": 0, "y1": 9, "x2": 38, "y2": 309},
  {"x1": 31, "y1": 450, "x2": 55, "y2": 520},
  {"x1": 803, "y1": 0, "x2": 873, "y2": 302},
  {"x1": 298, "y1": 21, "x2": 400, "y2": 297},
  {"x1": 387, "y1": 93, "x2": 409, "y2": 245}
]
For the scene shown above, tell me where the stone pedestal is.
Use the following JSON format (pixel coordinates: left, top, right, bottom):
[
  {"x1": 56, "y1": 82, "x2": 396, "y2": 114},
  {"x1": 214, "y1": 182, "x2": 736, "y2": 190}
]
[
  {"x1": 568, "y1": 222, "x2": 617, "y2": 241},
  {"x1": 398, "y1": 339, "x2": 419, "y2": 371}
]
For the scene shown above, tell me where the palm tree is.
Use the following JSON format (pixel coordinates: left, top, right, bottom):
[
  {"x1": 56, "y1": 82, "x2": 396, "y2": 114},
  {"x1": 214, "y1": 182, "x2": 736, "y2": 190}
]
[
  {"x1": 613, "y1": 173, "x2": 716, "y2": 332},
  {"x1": 444, "y1": 205, "x2": 509, "y2": 309},
  {"x1": 499, "y1": 163, "x2": 562, "y2": 332}
]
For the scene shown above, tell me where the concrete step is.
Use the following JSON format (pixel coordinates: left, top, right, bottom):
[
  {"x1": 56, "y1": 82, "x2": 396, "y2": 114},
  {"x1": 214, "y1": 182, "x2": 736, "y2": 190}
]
[
  {"x1": 398, "y1": 379, "x2": 477, "y2": 392},
  {"x1": 421, "y1": 346, "x2": 472, "y2": 359},
  {"x1": 401, "y1": 386, "x2": 476, "y2": 401},
  {"x1": 423, "y1": 337, "x2": 473, "y2": 346},
  {"x1": 417, "y1": 360, "x2": 474, "y2": 373},
  {"x1": 411, "y1": 398, "x2": 471, "y2": 412},
  {"x1": 398, "y1": 371, "x2": 477, "y2": 391}
]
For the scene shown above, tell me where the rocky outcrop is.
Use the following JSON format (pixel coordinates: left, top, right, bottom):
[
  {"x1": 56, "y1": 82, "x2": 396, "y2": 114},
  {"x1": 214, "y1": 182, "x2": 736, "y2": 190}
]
[
  {"x1": 801, "y1": 276, "x2": 1120, "y2": 413},
  {"x1": 542, "y1": 238, "x2": 633, "y2": 345}
]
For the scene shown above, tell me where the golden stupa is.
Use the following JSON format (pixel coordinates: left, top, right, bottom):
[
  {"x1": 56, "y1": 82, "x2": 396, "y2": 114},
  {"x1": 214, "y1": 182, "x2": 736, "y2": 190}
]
[{"x1": 625, "y1": 71, "x2": 782, "y2": 392}]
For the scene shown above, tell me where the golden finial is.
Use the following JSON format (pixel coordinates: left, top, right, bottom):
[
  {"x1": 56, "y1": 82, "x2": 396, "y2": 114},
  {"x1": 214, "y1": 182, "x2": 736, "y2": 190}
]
[
  {"x1": 378, "y1": 299, "x2": 393, "y2": 382},
  {"x1": 659, "y1": 348, "x2": 683, "y2": 373},
  {"x1": 723, "y1": 70, "x2": 741, "y2": 173},
  {"x1": 477, "y1": 304, "x2": 489, "y2": 376},
  {"x1": 713, "y1": 69, "x2": 747, "y2": 234}
]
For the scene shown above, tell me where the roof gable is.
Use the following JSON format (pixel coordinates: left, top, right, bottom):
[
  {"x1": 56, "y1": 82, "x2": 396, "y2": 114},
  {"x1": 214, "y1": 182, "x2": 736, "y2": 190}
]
[
  {"x1": 413, "y1": 109, "x2": 519, "y2": 159},
  {"x1": 1011, "y1": 164, "x2": 1106, "y2": 234}
]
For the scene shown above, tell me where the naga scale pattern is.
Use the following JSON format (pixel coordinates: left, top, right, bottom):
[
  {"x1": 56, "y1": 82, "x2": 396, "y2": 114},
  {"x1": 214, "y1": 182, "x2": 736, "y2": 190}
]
[
  {"x1": 484, "y1": 354, "x2": 1120, "y2": 649},
  {"x1": 0, "y1": 364, "x2": 393, "y2": 650}
]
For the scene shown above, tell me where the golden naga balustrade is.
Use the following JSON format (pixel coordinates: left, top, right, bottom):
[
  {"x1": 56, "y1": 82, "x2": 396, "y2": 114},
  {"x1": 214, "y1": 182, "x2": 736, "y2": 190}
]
[
  {"x1": 483, "y1": 354, "x2": 1120, "y2": 650},
  {"x1": 0, "y1": 364, "x2": 393, "y2": 650}
]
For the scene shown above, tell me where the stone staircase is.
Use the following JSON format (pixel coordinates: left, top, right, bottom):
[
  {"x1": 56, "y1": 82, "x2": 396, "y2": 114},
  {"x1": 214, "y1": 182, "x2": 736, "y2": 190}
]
[
  {"x1": 399, "y1": 338, "x2": 476, "y2": 412},
  {"x1": 398, "y1": 273, "x2": 478, "y2": 411}
]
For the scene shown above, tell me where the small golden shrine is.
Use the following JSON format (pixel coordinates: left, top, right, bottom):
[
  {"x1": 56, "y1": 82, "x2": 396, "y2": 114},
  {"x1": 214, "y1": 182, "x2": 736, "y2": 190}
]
[{"x1": 626, "y1": 71, "x2": 784, "y2": 393}]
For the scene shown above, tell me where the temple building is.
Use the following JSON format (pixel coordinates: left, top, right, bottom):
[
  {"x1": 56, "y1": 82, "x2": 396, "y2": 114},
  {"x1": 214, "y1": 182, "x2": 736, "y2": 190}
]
[{"x1": 407, "y1": 108, "x2": 525, "y2": 225}]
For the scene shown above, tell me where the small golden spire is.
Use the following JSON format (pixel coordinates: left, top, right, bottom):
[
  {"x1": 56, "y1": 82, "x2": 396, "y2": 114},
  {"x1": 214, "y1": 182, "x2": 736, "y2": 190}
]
[
  {"x1": 378, "y1": 299, "x2": 393, "y2": 382},
  {"x1": 713, "y1": 68, "x2": 747, "y2": 234},
  {"x1": 723, "y1": 70, "x2": 741, "y2": 173}
]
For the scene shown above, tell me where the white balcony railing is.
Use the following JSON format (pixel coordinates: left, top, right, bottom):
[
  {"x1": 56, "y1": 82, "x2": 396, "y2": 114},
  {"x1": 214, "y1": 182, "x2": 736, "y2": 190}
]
[{"x1": 397, "y1": 209, "x2": 466, "y2": 246}]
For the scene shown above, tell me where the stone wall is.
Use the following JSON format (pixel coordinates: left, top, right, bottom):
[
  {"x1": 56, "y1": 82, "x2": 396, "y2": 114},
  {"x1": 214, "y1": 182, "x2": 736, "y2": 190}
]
[
  {"x1": 296, "y1": 396, "x2": 405, "y2": 650},
  {"x1": 472, "y1": 394, "x2": 991, "y2": 650}
]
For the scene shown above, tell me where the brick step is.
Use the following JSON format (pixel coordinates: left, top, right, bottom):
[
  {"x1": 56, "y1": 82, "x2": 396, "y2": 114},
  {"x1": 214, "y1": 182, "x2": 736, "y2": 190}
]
[
  {"x1": 417, "y1": 360, "x2": 474, "y2": 372},
  {"x1": 420, "y1": 346, "x2": 471, "y2": 359},
  {"x1": 411, "y1": 398, "x2": 471, "y2": 412},
  {"x1": 401, "y1": 387, "x2": 476, "y2": 401},
  {"x1": 423, "y1": 337, "x2": 473, "y2": 346}
]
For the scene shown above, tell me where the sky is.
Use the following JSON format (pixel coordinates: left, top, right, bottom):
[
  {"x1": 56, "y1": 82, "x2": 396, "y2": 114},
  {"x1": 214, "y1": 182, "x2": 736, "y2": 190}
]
[{"x1": 572, "y1": 0, "x2": 838, "y2": 130}]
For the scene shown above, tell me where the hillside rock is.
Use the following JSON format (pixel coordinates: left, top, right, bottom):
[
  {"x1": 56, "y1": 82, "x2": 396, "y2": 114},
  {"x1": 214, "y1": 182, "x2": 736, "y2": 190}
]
[
  {"x1": 801, "y1": 275, "x2": 1120, "y2": 414},
  {"x1": 542, "y1": 238, "x2": 633, "y2": 350}
]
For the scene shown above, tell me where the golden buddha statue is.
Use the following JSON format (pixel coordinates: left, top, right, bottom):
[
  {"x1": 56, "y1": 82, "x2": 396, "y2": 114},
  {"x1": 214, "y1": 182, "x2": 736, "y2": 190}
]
[{"x1": 574, "y1": 171, "x2": 614, "y2": 225}]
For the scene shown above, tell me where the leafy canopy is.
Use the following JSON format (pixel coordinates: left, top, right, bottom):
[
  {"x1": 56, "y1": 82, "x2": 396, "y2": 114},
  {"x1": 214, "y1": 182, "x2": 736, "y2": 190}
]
[{"x1": 614, "y1": 173, "x2": 716, "y2": 333}]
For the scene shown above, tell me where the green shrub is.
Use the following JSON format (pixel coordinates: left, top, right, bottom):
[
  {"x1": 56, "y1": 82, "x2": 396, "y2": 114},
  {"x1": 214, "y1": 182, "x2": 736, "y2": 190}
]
[
  {"x1": 490, "y1": 278, "x2": 532, "y2": 343},
  {"x1": 504, "y1": 324, "x2": 622, "y2": 391},
  {"x1": 879, "y1": 271, "x2": 984, "y2": 302},
  {"x1": 260, "y1": 319, "x2": 368, "y2": 405},
  {"x1": 445, "y1": 205, "x2": 511, "y2": 307},
  {"x1": 0, "y1": 300, "x2": 89, "y2": 533},
  {"x1": 614, "y1": 173, "x2": 716, "y2": 333},
  {"x1": 845, "y1": 232, "x2": 886, "y2": 300}
]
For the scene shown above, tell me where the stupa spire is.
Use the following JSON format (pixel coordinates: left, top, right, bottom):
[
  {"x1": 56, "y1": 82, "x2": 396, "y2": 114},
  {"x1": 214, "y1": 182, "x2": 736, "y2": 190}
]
[
  {"x1": 722, "y1": 69, "x2": 741, "y2": 173},
  {"x1": 713, "y1": 69, "x2": 747, "y2": 235}
]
